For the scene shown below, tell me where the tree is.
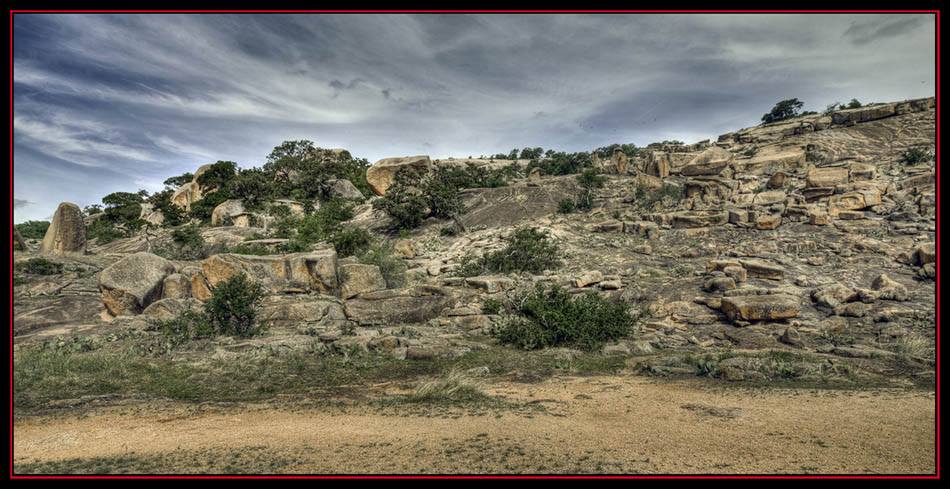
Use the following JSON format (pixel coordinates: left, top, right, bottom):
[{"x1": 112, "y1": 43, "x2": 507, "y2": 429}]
[
  {"x1": 761, "y1": 98, "x2": 805, "y2": 124},
  {"x1": 163, "y1": 172, "x2": 194, "y2": 189}
]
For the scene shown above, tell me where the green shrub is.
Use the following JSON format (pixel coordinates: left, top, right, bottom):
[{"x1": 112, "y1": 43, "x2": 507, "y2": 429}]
[
  {"x1": 557, "y1": 199, "x2": 575, "y2": 214},
  {"x1": 525, "y1": 151, "x2": 592, "y2": 176},
  {"x1": 358, "y1": 242, "x2": 408, "y2": 289},
  {"x1": 456, "y1": 227, "x2": 561, "y2": 277},
  {"x1": 15, "y1": 221, "x2": 50, "y2": 239},
  {"x1": 575, "y1": 169, "x2": 606, "y2": 212},
  {"x1": 493, "y1": 283, "x2": 639, "y2": 351},
  {"x1": 16, "y1": 258, "x2": 64, "y2": 275},
  {"x1": 229, "y1": 243, "x2": 272, "y2": 256},
  {"x1": 154, "y1": 224, "x2": 222, "y2": 260},
  {"x1": 204, "y1": 273, "x2": 266, "y2": 338},
  {"x1": 156, "y1": 310, "x2": 215, "y2": 350},
  {"x1": 372, "y1": 167, "x2": 470, "y2": 231},
  {"x1": 633, "y1": 184, "x2": 682, "y2": 211},
  {"x1": 481, "y1": 298, "x2": 502, "y2": 315},
  {"x1": 332, "y1": 227, "x2": 373, "y2": 258},
  {"x1": 900, "y1": 147, "x2": 932, "y2": 165}
]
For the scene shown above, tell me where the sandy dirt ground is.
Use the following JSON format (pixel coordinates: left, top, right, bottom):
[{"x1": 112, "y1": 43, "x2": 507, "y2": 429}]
[{"x1": 13, "y1": 376, "x2": 936, "y2": 475}]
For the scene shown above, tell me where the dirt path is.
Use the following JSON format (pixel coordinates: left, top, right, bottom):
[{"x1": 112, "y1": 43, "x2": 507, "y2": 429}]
[{"x1": 13, "y1": 376, "x2": 936, "y2": 475}]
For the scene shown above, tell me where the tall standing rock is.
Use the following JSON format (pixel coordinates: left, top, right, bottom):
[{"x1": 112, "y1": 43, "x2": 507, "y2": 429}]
[
  {"x1": 39, "y1": 202, "x2": 86, "y2": 254},
  {"x1": 365, "y1": 156, "x2": 431, "y2": 196},
  {"x1": 14, "y1": 226, "x2": 29, "y2": 251}
]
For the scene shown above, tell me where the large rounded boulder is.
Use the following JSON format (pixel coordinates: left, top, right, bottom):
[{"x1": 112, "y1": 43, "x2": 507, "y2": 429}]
[
  {"x1": 99, "y1": 252, "x2": 176, "y2": 316},
  {"x1": 365, "y1": 155, "x2": 431, "y2": 196}
]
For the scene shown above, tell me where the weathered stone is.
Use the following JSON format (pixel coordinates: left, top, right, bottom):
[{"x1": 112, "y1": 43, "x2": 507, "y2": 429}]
[
  {"x1": 767, "y1": 171, "x2": 787, "y2": 189},
  {"x1": 738, "y1": 259, "x2": 785, "y2": 280},
  {"x1": 99, "y1": 252, "x2": 176, "y2": 316},
  {"x1": 162, "y1": 273, "x2": 192, "y2": 300},
  {"x1": 394, "y1": 239, "x2": 415, "y2": 258},
  {"x1": 704, "y1": 276, "x2": 736, "y2": 293},
  {"x1": 899, "y1": 172, "x2": 935, "y2": 191},
  {"x1": 632, "y1": 244, "x2": 652, "y2": 255},
  {"x1": 141, "y1": 297, "x2": 203, "y2": 321},
  {"x1": 849, "y1": 162, "x2": 876, "y2": 182},
  {"x1": 806, "y1": 168, "x2": 849, "y2": 189},
  {"x1": 171, "y1": 181, "x2": 200, "y2": 211},
  {"x1": 780, "y1": 327, "x2": 802, "y2": 346},
  {"x1": 752, "y1": 190, "x2": 786, "y2": 206},
  {"x1": 190, "y1": 273, "x2": 212, "y2": 302},
  {"x1": 836, "y1": 302, "x2": 869, "y2": 318},
  {"x1": 340, "y1": 264, "x2": 387, "y2": 299},
  {"x1": 260, "y1": 297, "x2": 350, "y2": 328},
  {"x1": 755, "y1": 215, "x2": 782, "y2": 230},
  {"x1": 728, "y1": 208, "x2": 749, "y2": 224},
  {"x1": 808, "y1": 209, "x2": 831, "y2": 226},
  {"x1": 573, "y1": 270, "x2": 603, "y2": 288},
  {"x1": 671, "y1": 211, "x2": 728, "y2": 228},
  {"x1": 736, "y1": 150, "x2": 806, "y2": 174},
  {"x1": 812, "y1": 283, "x2": 857, "y2": 309},
  {"x1": 465, "y1": 276, "x2": 515, "y2": 293},
  {"x1": 720, "y1": 294, "x2": 800, "y2": 322},
  {"x1": 527, "y1": 167, "x2": 542, "y2": 187},
  {"x1": 871, "y1": 274, "x2": 909, "y2": 302},
  {"x1": 40, "y1": 202, "x2": 86, "y2": 254},
  {"x1": 644, "y1": 152, "x2": 671, "y2": 178},
  {"x1": 595, "y1": 220, "x2": 624, "y2": 233},
  {"x1": 915, "y1": 243, "x2": 935, "y2": 265},
  {"x1": 344, "y1": 286, "x2": 456, "y2": 326},
  {"x1": 722, "y1": 265, "x2": 747, "y2": 283},
  {"x1": 366, "y1": 155, "x2": 432, "y2": 196},
  {"x1": 624, "y1": 221, "x2": 659, "y2": 239},
  {"x1": 325, "y1": 178, "x2": 364, "y2": 200},
  {"x1": 681, "y1": 147, "x2": 733, "y2": 176},
  {"x1": 211, "y1": 199, "x2": 246, "y2": 227},
  {"x1": 202, "y1": 249, "x2": 339, "y2": 295}
]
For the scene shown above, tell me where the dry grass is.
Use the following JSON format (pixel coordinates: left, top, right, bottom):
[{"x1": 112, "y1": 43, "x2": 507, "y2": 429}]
[{"x1": 408, "y1": 369, "x2": 488, "y2": 404}]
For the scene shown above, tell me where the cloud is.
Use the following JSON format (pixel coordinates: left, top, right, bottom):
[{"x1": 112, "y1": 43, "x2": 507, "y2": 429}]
[
  {"x1": 844, "y1": 15, "x2": 929, "y2": 45},
  {"x1": 14, "y1": 198, "x2": 33, "y2": 209}
]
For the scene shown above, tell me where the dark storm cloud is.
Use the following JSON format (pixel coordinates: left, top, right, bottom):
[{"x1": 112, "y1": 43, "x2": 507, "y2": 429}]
[{"x1": 12, "y1": 13, "x2": 936, "y2": 223}]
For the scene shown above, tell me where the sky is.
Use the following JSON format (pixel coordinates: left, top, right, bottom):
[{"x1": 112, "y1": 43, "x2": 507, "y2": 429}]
[{"x1": 12, "y1": 12, "x2": 937, "y2": 223}]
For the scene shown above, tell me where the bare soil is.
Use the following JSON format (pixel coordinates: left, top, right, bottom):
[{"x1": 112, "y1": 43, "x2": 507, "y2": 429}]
[{"x1": 13, "y1": 376, "x2": 936, "y2": 475}]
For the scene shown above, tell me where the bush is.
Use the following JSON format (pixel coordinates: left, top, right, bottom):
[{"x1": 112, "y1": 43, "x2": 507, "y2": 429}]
[
  {"x1": 332, "y1": 227, "x2": 373, "y2": 258},
  {"x1": 204, "y1": 273, "x2": 266, "y2": 338},
  {"x1": 493, "y1": 283, "x2": 640, "y2": 351},
  {"x1": 900, "y1": 147, "x2": 932, "y2": 165},
  {"x1": 575, "y1": 169, "x2": 606, "y2": 212},
  {"x1": 156, "y1": 310, "x2": 215, "y2": 350},
  {"x1": 557, "y1": 199, "x2": 575, "y2": 214},
  {"x1": 633, "y1": 183, "x2": 682, "y2": 211},
  {"x1": 761, "y1": 98, "x2": 805, "y2": 124},
  {"x1": 15, "y1": 221, "x2": 50, "y2": 239},
  {"x1": 359, "y1": 242, "x2": 408, "y2": 289},
  {"x1": 456, "y1": 227, "x2": 561, "y2": 277},
  {"x1": 154, "y1": 224, "x2": 223, "y2": 260},
  {"x1": 229, "y1": 243, "x2": 273, "y2": 256},
  {"x1": 481, "y1": 298, "x2": 502, "y2": 315},
  {"x1": 372, "y1": 167, "x2": 471, "y2": 231},
  {"x1": 525, "y1": 151, "x2": 592, "y2": 176},
  {"x1": 16, "y1": 258, "x2": 64, "y2": 275}
]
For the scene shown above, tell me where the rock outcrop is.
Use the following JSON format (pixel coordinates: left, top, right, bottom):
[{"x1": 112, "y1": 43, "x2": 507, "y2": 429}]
[
  {"x1": 39, "y1": 202, "x2": 86, "y2": 254},
  {"x1": 366, "y1": 155, "x2": 431, "y2": 196},
  {"x1": 99, "y1": 252, "x2": 176, "y2": 316}
]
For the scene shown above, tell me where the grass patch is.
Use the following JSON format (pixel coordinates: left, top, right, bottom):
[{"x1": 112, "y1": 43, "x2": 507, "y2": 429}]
[
  {"x1": 407, "y1": 369, "x2": 490, "y2": 404},
  {"x1": 15, "y1": 257, "x2": 64, "y2": 275}
]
